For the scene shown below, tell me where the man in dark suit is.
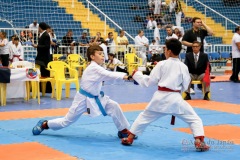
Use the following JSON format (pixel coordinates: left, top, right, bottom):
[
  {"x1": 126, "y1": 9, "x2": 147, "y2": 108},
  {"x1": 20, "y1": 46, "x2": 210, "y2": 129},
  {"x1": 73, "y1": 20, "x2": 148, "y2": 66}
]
[
  {"x1": 184, "y1": 41, "x2": 210, "y2": 100},
  {"x1": 32, "y1": 22, "x2": 52, "y2": 92}
]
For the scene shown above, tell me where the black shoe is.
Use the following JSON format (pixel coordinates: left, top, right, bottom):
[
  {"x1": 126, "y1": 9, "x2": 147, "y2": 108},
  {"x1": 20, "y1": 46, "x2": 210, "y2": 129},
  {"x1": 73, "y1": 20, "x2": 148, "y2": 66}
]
[
  {"x1": 184, "y1": 92, "x2": 191, "y2": 100},
  {"x1": 230, "y1": 76, "x2": 239, "y2": 82},
  {"x1": 203, "y1": 92, "x2": 210, "y2": 100}
]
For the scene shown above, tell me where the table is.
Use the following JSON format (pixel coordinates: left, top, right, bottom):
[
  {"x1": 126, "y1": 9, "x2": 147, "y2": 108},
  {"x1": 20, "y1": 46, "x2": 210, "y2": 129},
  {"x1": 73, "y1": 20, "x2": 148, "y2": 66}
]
[{"x1": 0, "y1": 67, "x2": 40, "y2": 106}]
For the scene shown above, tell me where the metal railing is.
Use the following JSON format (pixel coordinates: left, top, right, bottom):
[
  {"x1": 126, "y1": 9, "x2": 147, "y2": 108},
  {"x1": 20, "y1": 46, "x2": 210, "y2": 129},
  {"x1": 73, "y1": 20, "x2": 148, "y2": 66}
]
[{"x1": 86, "y1": 0, "x2": 134, "y2": 40}]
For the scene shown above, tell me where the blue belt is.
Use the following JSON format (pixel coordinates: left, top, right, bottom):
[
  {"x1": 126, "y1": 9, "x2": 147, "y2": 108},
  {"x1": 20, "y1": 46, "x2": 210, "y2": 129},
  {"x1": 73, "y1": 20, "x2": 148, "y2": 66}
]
[{"x1": 79, "y1": 88, "x2": 107, "y2": 116}]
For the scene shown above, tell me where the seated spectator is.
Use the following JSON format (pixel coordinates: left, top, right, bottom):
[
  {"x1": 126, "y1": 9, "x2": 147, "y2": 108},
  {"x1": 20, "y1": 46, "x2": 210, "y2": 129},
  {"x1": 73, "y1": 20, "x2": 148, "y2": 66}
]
[
  {"x1": 62, "y1": 30, "x2": 75, "y2": 55},
  {"x1": 93, "y1": 32, "x2": 104, "y2": 45},
  {"x1": 149, "y1": 39, "x2": 162, "y2": 55},
  {"x1": 107, "y1": 53, "x2": 128, "y2": 74},
  {"x1": 184, "y1": 41, "x2": 211, "y2": 100},
  {"x1": 20, "y1": 31, "x2": 27, "y2": 45},
  {"x1": 78, "y1": 30, "x2": 90, "y2": 46}
]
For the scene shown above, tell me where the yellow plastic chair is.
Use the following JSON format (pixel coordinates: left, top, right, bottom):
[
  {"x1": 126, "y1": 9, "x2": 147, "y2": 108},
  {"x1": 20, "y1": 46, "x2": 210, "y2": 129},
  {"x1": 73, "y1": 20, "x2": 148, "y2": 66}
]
[
  {"x1": 0, "y1": 82, "x2": 7, "y2": 106},
  {"x1": 125, "y1": 53, "x2": 142, "y2": 75},
  {"x1": 68, "y1": 54, "x2": 86, "y2": 77},
  {"x1": 52, "y1": 54, "x2": 64, "y2": 61},
  {"x1": 182, "y1": 80, "x2": 211, "y2": 99},
  {"x1": 47, "y1": 61, "x2": 79, "y2": 100},
  {"x1": 34, "y1": 64, "x2": 55, "y2": 98}
]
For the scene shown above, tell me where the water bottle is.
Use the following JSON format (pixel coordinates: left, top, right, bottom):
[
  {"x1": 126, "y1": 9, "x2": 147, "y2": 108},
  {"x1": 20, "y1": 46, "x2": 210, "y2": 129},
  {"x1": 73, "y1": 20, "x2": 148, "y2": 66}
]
[
  {"x1": 31, "y1": 58, "x2": 35, "y2": 68},
  {"x1": 28, "y1": 57, "x2": 35, "y2": 68}
]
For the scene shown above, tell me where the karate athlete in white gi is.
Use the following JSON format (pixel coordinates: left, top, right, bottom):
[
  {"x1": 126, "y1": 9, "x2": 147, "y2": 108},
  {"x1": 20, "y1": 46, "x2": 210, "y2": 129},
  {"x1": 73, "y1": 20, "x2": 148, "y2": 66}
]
[
  {"x1": 122, "y1": 39, "x2": 210, "y2": 152},
  {"x1": 32, "y1": 45, "x2": 133, "y2": 139},
  {"x1": 9, "y1": 37, "x2": 24, "y2": 62}
]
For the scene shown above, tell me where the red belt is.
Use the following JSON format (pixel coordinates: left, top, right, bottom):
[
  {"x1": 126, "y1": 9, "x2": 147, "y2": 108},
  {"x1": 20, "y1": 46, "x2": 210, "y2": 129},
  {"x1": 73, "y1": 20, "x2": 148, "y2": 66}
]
[
  {"x1": 13, "y1": 55, "x2": 21, "y2": 58},
  {"x1": 158, "y1": 86, "x2": 180, "y2": 92}
]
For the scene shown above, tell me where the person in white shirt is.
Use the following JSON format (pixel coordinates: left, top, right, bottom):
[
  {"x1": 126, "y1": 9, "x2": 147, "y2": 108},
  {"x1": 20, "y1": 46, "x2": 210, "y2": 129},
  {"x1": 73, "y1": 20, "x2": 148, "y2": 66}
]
[
  {"x1": 29, "y1": 20, "x2": 39, "y2": 42},
  {"x1": 165, "y1": 26, "x2": 178, "y2": 41},
  {"x1": 99, "y1": 41, "x2": 108, "y2": 62},
  {"x1": 9, "y1": 37, "x2": 24, "y2": 62},
  {"x1": 169, "y1": 0, "x2": 183, "y2": 27},
  {"x1": 106, "y1": 32, "x2": 116, "y2": 55},
  {"x1": 154, "y1": 0, "x2": 162, "y2": 16},
  {"x1": 147, "y1": 16, "x2": 157, "y2": 30},
  {"x1": 154, "y1": 23, "x2": 161, "y2": 45},
  {"x1": 121, "y1": 39, "x2": 210, "y2": 152},
  {"x1": 149, "y1": 40, "x2": 162, "y2": 55},
  {"x1": 134, "y1": 30, "x2": 149, "y2": 65},
  {"x1": 32, "y1": 45, "x2": 133, "y2": 140},
  {"x1": 107, "y1": 53, "x2": 128, "y2": 73},
  {"x1": 230, "y1": 26, "x2": 240, "y2": 82},
  {"x1": 0, "y1": 31, "x2": 9, "y2": 66}
]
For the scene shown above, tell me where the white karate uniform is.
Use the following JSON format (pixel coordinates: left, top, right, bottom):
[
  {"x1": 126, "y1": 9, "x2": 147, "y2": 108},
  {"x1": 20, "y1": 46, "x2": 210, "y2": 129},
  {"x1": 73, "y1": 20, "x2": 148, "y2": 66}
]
[
  {"x1": 130, "y1": 57, "x2": 204, "y2": 137},
  {"x1": 154, "y1": 27, "x2": 160, "y2": 45},
  {"x1": 107, "y1": 58, "x2": 125, "y2": 72},
  {"x1": 100, "y1": 43, "x2": 108, "y2": 61},
  {"x1": 147, "y1": 20, "x2": 157, "y2": 30},
  {"x1": 165, "y1": 33, "x2": 178, "y2": 40},
  {"x1": 154, "y1": 0, "x2": 161, "y2": 15},
  {"x1": 134, "y1": 35, "x2": 149, "y2": 65},
  {"x1": 48, "y1": 61, "x2": 130, "y2": 131},
  {"x1": 9, "y1": 43, "x2": 24, "y2": 62}
]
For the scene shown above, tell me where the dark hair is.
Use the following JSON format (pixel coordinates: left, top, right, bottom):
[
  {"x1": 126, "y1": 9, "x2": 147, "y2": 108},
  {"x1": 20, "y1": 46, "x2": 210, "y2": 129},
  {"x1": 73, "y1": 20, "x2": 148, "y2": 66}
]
[
  {"x1": 192, "y1": 41, "x2": 202, "y2": 46},
  {"x1": 39, "y1": 22, "x2": 48, "y2": 30},
  {"x1": 14, "y1": 37, "x2": 19, "y2": 41},
  {"x1": 0, "y1": 31, "x2": 7, "y2": 38},
  {"x1": 165, "y1": 39, "x2": 182, "y2": 56},
  {"x1": 119, "y1": 30, "x2": 125, "y2": 34},
  {"x1": 87, "y1": 45, "x2": 103, "y2": 62},
  {"x1": 138, "y1": 30, "x2": 143, "y2": 34},
  {"x1": 235, "y1": 26, "x2": 240, "y2": 32},
  {"x1": 165, "y1": 25, "x2": 172, "y2": 30},
  {"x1": 192, "y1": 17, "x2": 201, "y2": 25},
  {"x1": 108, "y1": 32, "x2": 113, "y2": 36},
  {"x1": 108, "y1": 53, "x2": 115, "y2": 57}
]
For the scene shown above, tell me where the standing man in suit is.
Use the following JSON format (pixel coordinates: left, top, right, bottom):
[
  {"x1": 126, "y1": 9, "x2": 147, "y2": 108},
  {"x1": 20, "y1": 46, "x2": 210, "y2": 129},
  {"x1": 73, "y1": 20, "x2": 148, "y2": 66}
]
[
  {"x1": 32, "y1": 22, "x2": 51, "y2": 77},
  {"x1": 32, "y1": 22, "x2": 52, "y2": 93},
  {"x1": 184, "y1": 41, "x2": 210, "y2": 100}
]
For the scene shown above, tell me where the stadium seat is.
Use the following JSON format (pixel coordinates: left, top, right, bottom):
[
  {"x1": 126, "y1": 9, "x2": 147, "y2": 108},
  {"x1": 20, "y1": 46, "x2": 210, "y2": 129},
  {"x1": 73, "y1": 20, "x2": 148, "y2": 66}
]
[
  {"x1": 47, "y1": 61, "x2": 79, "y2": 100},
  {"x1": 220, "y1": 52, "x2": 231, "y2": 59}
]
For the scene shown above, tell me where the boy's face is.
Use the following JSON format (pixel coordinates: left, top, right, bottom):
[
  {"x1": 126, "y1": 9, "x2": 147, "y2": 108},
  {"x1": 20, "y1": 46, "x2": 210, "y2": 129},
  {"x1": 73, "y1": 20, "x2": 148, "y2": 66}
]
[
  {"x1": 164, "y1": 47, "x2": 170, "y2": 59},
  {"x1": 90, "y1": 51, "x2": 105, "y2": 65},
  {"x1": 108, "y1": 55, "x2": 113, "y2": 60},
  {"x1": 14, "y1": 40, "x2": 19, "y2": 45}
]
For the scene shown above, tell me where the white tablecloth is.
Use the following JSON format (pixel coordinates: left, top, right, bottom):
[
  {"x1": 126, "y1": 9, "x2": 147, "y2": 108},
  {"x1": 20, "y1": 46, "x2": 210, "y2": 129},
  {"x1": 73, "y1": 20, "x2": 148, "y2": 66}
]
[{"x1": 6, "y1": 68, "x2": 40, "y2": 98}]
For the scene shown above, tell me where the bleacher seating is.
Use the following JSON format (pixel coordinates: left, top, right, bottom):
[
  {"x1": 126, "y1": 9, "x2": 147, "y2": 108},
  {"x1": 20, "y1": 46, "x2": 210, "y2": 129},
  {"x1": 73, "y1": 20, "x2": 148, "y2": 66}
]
[
  {"x1": 187, "y1": 0, "x2": 239, "y2": 31},
  {"x1": 0, "y1": 0, "x2": 85, "y2": 41},
  {"x1": 81, "y1": 0, "x2": 180, "y2": 44},
  {"x1": 0, "y1": 0, "x2": 236, "y2": 45}
]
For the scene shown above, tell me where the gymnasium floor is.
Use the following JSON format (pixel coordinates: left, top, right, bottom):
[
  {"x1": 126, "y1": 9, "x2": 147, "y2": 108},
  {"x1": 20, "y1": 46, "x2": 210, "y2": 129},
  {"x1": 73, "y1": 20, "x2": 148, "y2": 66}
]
[{"x1": 0, "y1": 75, "x2": 240, "y2": 160}]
